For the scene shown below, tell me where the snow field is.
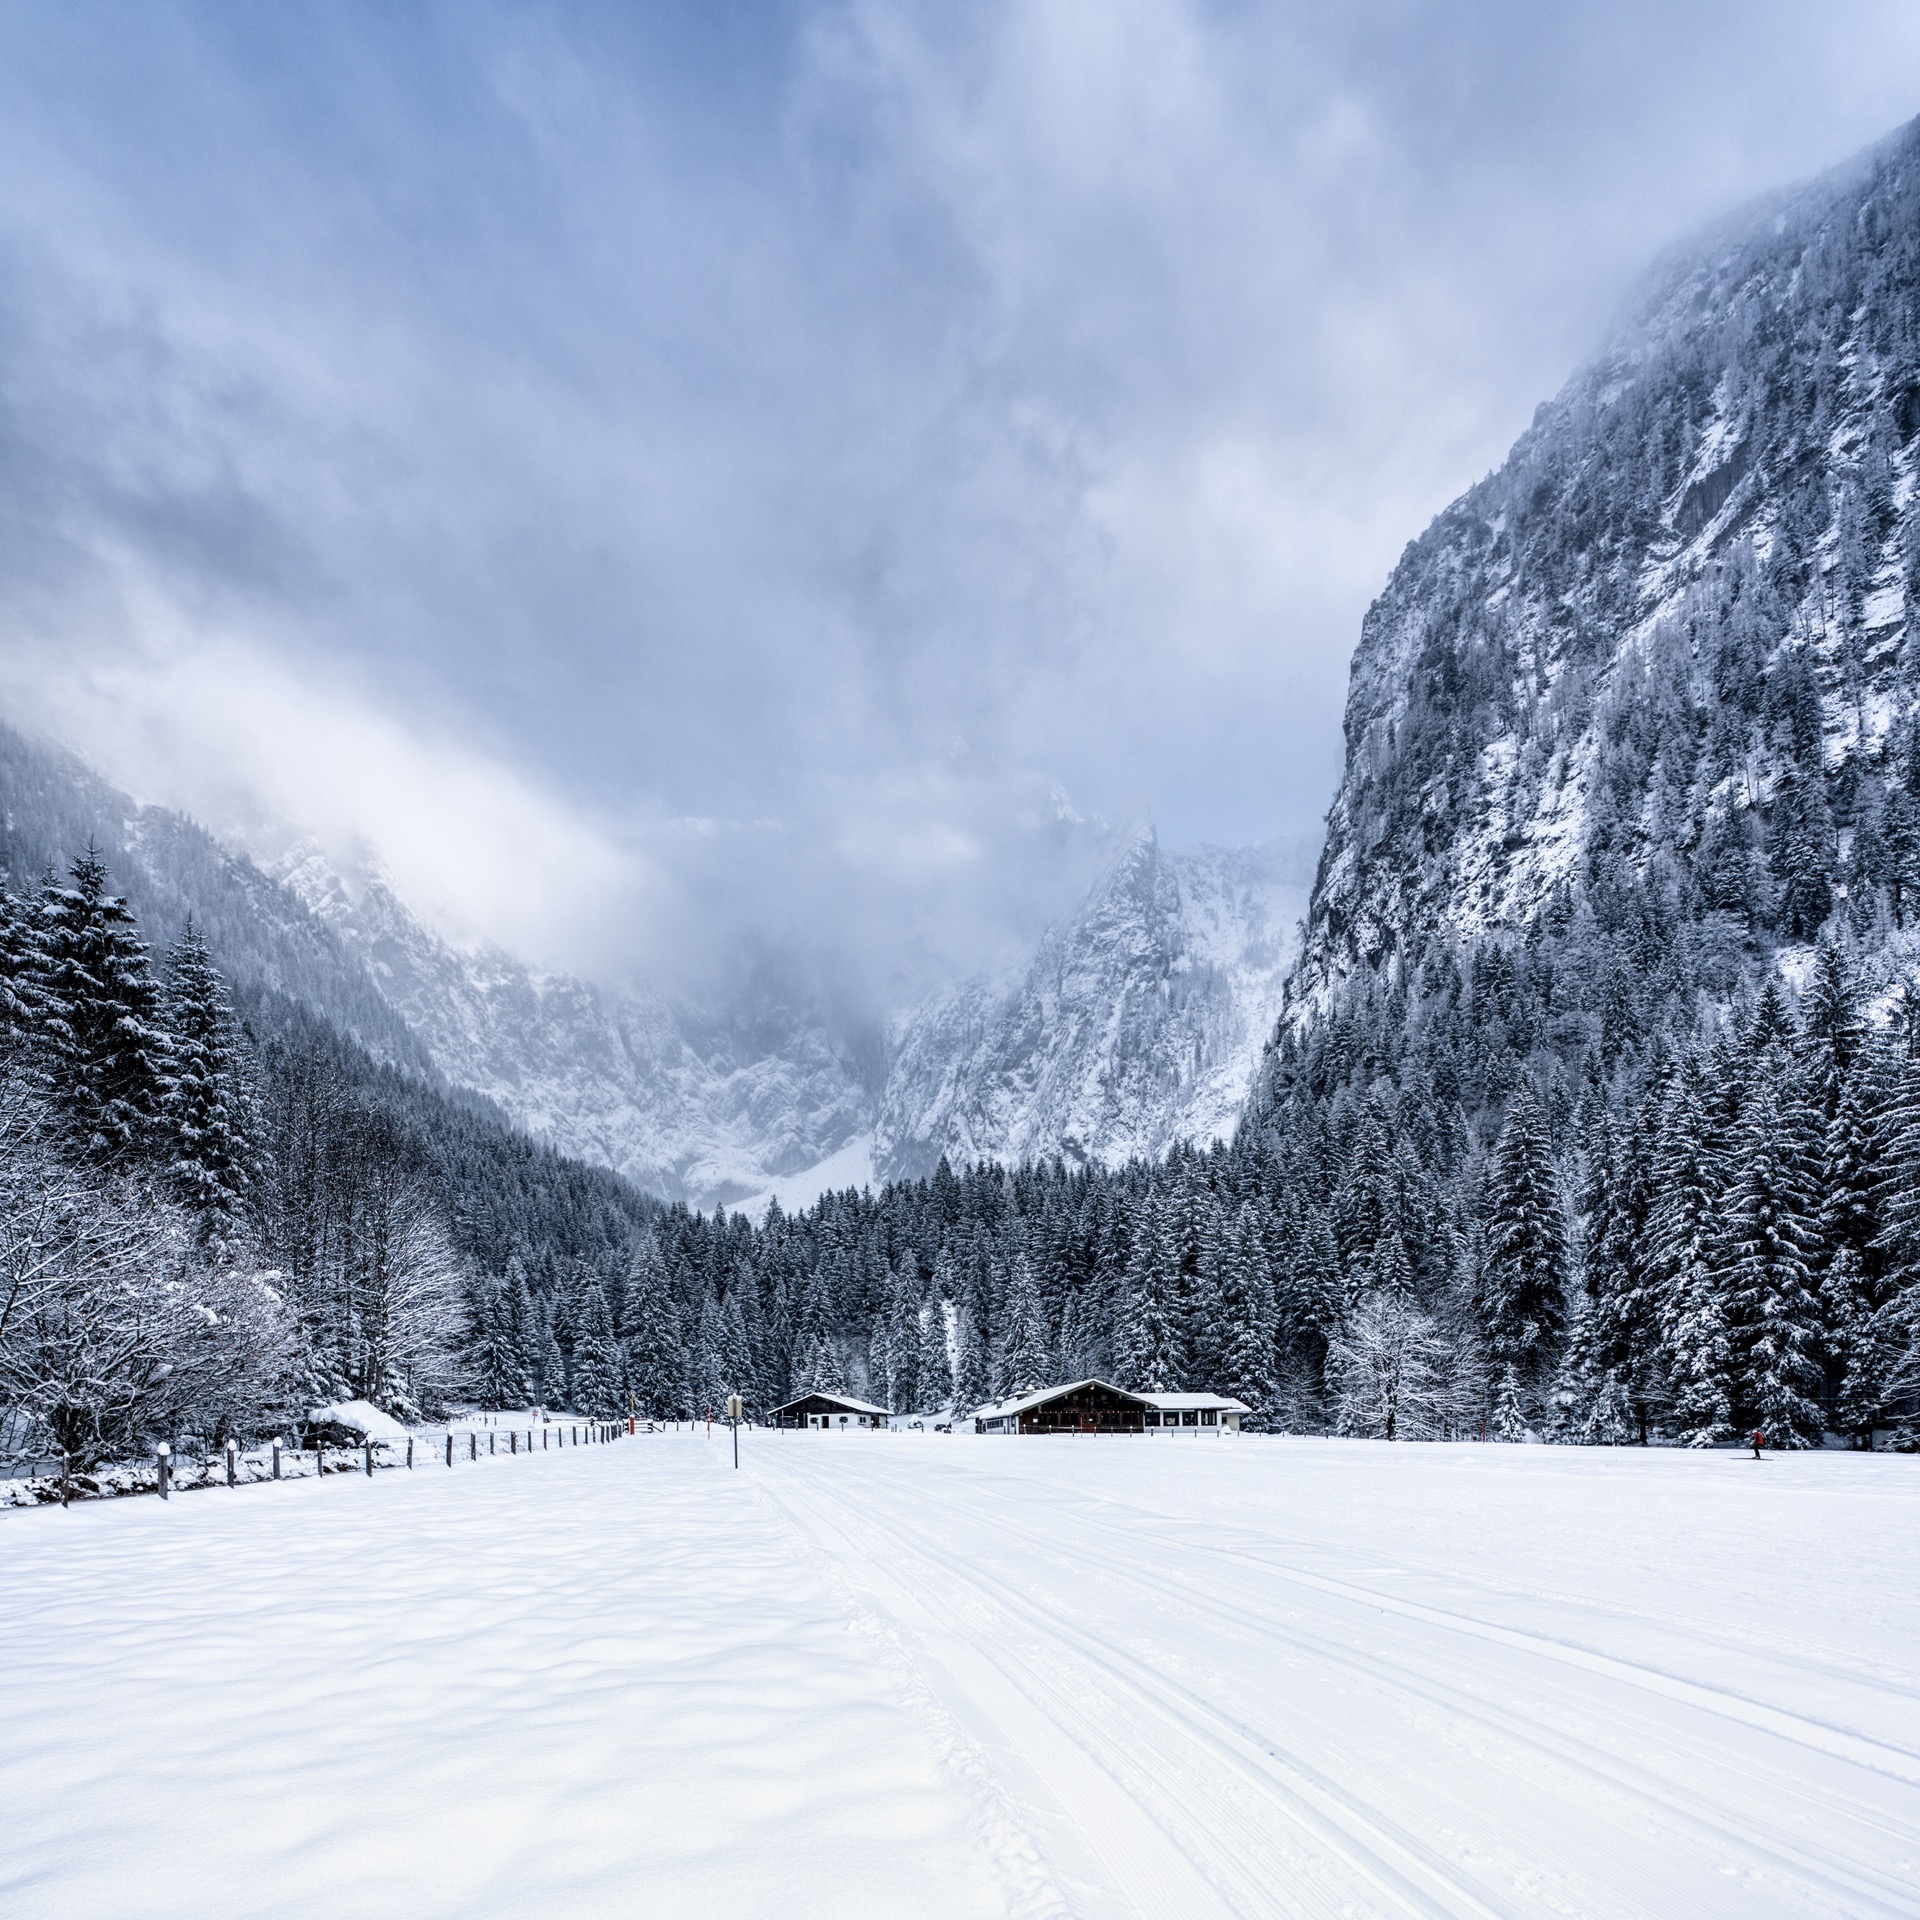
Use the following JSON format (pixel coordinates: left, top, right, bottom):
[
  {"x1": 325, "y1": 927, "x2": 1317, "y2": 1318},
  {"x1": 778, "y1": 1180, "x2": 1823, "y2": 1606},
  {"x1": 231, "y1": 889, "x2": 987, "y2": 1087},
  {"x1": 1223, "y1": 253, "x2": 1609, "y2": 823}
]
[
  {"x1": 746, "y1": 1435, "x2": 1920, "y2": 1918},
  {"x1": 3, "y1": 1432, "x2": 1916, "y2": 1918},
  {"x1": 0, "y1": 1430, "x2": 1007, "y2": 1920}
]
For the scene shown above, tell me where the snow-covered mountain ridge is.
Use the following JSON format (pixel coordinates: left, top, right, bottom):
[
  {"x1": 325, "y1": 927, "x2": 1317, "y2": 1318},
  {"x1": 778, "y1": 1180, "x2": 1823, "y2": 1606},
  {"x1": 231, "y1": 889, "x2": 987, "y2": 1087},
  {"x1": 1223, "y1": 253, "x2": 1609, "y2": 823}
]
[
  {"x1": 0, "y1": 719, "x2": 1303, "y2": 1209},
  {"x1": 273, "y1": 827, "x2": 1304, "y2": 1209}
]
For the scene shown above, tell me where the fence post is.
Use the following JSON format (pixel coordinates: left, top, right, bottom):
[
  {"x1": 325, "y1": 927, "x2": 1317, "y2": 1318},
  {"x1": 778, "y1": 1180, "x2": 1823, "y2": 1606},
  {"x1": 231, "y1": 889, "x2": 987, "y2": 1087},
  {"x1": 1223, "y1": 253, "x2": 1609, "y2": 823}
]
[
  {"x1": 490, "y1": 1432, "x2": 496, "y2": 1457},
  {"x1": 226, "y1": 1439, "x2": 237, "y2": 1488},
  {"x1": 156, "y1": 1442, "x2": 170, "y2": 1500},
  {"x1": 469, "y1": 1433, "x2": 476, "y2": 1462},
  {"x1": 272, "y1": 1437, "x2": 282, "y2": 1480},
  {"x1": 407, "y1": 1435, "x2": 415, "y2": 1470},
  {"x1": 363, "y1": 1437, "x2": 373, "y2": 1477},
  {"x1": 62, "y1": 1450, "x2": 71, "y2": 1508},
  {"x1": 445, "y1": 1432, "x2": 453, "y2": 1468}
]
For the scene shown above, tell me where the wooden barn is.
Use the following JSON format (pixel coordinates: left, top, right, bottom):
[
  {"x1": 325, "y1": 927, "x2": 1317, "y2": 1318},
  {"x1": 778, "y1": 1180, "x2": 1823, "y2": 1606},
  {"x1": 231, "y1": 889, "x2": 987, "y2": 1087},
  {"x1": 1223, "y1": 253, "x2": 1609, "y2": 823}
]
[
  {"x1": 971, "y1": 1379, "x2": 1146, "y2": 1434},
  {"x1": 972, "y1": 1380, "x2": 1250, "y2": 1435},
  {"x1": 770, "y1": 1391, "x2": 891, "y2": 1430}
]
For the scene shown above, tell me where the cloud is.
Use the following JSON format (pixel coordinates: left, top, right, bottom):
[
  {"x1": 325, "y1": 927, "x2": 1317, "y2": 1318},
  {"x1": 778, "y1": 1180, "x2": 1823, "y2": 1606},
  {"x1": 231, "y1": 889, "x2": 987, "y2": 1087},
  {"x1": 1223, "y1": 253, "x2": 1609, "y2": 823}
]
[
  {"x1": 0, "y1": 613, "x2": 646, "y2": 972},
  {"x1": 0, "y1": 1, "x2": 1916, "y2": 992}
]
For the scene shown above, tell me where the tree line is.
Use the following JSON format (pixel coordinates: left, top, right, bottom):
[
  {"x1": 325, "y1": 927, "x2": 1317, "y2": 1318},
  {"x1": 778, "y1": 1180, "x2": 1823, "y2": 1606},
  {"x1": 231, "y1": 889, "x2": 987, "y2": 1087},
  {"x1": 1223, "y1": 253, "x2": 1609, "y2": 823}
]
[{"x1": 7, "y1": 844, "x2": 1918, "y2": 1464}]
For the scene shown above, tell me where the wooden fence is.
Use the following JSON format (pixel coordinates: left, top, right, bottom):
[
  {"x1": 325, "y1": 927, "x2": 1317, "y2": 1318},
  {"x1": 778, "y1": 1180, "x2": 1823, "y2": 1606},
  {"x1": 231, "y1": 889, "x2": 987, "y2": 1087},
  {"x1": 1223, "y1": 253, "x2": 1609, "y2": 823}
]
[{"x1": 3, "y1": 1418, "x2": 651, "y2": 1508}]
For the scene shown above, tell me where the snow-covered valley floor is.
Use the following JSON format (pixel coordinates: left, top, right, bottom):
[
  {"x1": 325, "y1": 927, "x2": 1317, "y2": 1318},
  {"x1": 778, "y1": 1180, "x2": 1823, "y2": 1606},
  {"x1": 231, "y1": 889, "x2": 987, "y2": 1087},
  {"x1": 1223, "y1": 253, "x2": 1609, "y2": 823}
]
[{"x1": 3, "y1": 1434, "x2": 1916, "y2": 1918}]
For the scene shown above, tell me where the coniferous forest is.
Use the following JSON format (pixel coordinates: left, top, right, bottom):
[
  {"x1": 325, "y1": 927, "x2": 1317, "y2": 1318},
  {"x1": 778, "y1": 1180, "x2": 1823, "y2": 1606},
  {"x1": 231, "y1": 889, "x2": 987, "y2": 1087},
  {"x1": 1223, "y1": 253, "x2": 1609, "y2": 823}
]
[{"x1": 5, "y1": 838, "x2": 1918, "y2": 1464}]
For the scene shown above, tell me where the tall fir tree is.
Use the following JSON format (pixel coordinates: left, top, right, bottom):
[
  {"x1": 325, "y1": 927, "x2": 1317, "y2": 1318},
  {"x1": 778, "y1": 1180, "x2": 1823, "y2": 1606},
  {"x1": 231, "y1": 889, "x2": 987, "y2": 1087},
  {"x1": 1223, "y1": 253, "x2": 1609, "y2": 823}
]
[
  {"x1": 1216, "y1": 1204, "x2": 1279, "y2": 1426},
  {"x1": 1114, "y1": 1193, "x2": 1186, "y2": 1392},
  {"x1": 622, "y1": 1234, "x2": 686, "y2": 1418},
  {"x1": 158, "y1": 919, "x2": 254, "y2": 1234},
  {"x1": 571, "y1": 1280, "x2": 627, "y2": 1418},
  {"x1": 916, "y1": 1282, "x2": 952, "y2": 1412},
  {"x1": 1718, "y1": 1066, "x2": 1826, "y2": 1446},
  {"x1": 950, "y1": 1299, "x2": 989, "y2": 1414},
  {"x1": 998, "y1": 1253, "x2": 1051, "y2": 1397},
  {"x1": 1649, "y1": 1070, "x2": 1733, "y2": 1446},
  {"x1": 33, "y1": 849, "x2": 171, "y2": 1160},
  {"x1": 1482, "y1": 1087, "x2": 1567, "y2": 1398}
]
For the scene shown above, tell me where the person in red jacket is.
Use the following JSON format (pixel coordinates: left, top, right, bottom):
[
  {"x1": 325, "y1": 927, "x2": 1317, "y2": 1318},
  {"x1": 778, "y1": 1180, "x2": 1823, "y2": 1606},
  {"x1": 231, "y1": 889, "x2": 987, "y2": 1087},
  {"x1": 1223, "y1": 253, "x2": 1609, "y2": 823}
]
[{"x1": 1750, "y1": 1428, "x2": 1764, "y2": 1460}]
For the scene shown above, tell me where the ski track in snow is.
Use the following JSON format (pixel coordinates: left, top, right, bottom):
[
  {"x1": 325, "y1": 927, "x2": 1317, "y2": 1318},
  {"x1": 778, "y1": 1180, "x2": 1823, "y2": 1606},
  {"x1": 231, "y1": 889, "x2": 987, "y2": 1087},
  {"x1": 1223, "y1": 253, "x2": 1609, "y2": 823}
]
[
  {"x1": 3, "y1": 1433, "x2": 1917, "y2": 1919},
  {"x1": 749, "y1": 1436, "x2": 1920, "y2": 1920}
]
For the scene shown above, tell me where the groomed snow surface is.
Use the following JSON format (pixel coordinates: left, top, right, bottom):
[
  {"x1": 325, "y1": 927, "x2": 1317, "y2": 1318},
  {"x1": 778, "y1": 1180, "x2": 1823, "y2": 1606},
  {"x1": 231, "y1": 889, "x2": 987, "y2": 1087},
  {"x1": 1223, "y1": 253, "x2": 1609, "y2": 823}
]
[{"x1": 3, "y1": 1435, "x2": 1916, "y2": 1918}]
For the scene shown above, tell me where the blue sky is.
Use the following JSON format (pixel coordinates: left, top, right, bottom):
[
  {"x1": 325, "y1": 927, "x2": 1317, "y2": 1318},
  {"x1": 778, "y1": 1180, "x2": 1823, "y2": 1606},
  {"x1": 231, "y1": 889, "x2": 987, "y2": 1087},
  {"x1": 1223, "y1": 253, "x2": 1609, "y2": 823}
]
[{"x1": 2, "y1": 1, "x2": 1918, "y2": 991}]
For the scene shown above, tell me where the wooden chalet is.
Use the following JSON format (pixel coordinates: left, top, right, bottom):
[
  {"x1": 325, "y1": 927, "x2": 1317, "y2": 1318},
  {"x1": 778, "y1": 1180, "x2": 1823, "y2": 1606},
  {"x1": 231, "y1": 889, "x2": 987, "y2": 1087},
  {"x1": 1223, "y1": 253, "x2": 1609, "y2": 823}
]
[
  {"x1": 972, "y1": 1379, "x2": 1250, "y2": 1435},
  {"x1": 770, "y1": 1390, "x2": 891, "y2": 1431}
]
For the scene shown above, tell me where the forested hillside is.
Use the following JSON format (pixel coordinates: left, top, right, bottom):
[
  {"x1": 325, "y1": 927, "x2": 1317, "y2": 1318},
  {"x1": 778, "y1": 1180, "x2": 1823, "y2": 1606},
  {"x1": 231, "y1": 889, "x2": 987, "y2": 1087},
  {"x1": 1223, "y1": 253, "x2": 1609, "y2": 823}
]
[
  {"x1": 1242, "y1": 115, "x2": 1920, "y2": 1443},
  {"x1": 0, "y1": 847, "x2": 657, "y2": 1465}
]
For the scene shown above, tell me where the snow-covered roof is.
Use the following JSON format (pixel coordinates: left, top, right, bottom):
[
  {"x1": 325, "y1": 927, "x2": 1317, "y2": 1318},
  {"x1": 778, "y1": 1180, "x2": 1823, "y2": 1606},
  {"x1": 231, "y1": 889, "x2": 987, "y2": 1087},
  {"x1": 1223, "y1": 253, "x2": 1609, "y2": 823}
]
[
  {"x1": 771, "y1": 1390, "x2": 890, "y2": 1417},
  {"x1": 971, "y1": 1381, "x2": 1254, "y2": 1422},
  {"x1": 972, "y1": 1379, "x2": 1148, "y2": 1422}
]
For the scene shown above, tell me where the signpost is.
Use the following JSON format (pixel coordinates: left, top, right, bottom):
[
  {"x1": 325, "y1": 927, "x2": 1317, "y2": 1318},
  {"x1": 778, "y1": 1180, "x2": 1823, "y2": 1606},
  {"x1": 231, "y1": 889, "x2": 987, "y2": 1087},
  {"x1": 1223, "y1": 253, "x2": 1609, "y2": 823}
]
[{"x1": 726, "y1": 1393, "x2": 744, "y2": 1469}]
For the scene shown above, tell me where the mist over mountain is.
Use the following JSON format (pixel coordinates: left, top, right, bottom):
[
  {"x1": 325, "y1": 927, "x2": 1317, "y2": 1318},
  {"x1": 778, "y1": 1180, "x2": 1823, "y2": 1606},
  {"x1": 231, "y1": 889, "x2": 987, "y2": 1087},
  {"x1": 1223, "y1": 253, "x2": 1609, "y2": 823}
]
[{"x1": 0, "y1": 722, "x2": 1303, "y2": 1209}]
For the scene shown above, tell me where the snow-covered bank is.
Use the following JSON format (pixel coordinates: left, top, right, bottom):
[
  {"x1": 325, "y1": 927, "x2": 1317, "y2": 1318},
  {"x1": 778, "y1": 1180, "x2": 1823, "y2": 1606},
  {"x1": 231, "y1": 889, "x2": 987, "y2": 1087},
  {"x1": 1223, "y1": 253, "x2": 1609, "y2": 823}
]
[{"x1": 4, "y1": 1432, "x2": 1915, "y2": 1917}]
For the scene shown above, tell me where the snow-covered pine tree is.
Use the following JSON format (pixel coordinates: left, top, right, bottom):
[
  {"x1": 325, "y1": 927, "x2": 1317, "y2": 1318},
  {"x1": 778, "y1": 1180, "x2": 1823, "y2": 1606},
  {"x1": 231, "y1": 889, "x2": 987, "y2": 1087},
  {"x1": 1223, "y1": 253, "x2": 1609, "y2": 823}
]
[
  {"x1": 808, "y1": 1332, "x2": 848, "y2": 1393},
  {"x1": 1580, "y1": 1080, "x2": 1665, "y2": 1440},
  {"x1": 695, "y1": 1293, "x2": 732, "y2": 1416},
  {"x1": 534, "y1": 1303, "x2": 567, "y2": 1408},
  {"x1": 571, "y1": 1279, "x2": 626, "y2": 1418},
  {"x1": 1718, "y1": 1065, "x2": 1826, "y2": 1447},
  {"x1": 1649, "y1": 1069, "x2": 1733, "y2": 1446},
  {"x1": 158, "y1": 918, "x2": 255, "y2": 1235},
  {"x1": 0, "y1": 870, "x2": 40, "y2": 1050},
  {"x1": 998, "y1": 1252, "x2": 1051, "y2": 1398},
  {"x1": 721, "y1": 1289, "x2": 754, "y2": 1410},
  {"x1": 885, "y1": 1255, "x2": 920, "y2": 1412},
  {"x1": 1275, "y1": 1200, "x2": 1344, "y2": 1381},
  {"x1": 1823, "y1": 1246, "x2": 1897, "y2": 1447},
  {"x1": 33, "y1": 848, "x2": 171, "y2": 1161},
  {"x1": 1115, "y1": 1193, "x2": 1184, "y2": 1392},
  {"x1": 1801, "y1": 939, "x2": 1865, "y2": 1115},
  {"x1": 468, "y1": 1264, "x2": 533, "y2": 1410},
  {"x1": 950, "y1": 1299, "x2": 989, "y2": 1415},
  {"x1": 1185, "y1": 1202, "x2": 1228, "y2": 1391},
  {"x1": 1482, "y1": 1086, "x2": 1567, "y2": 1403},
  {"x1": 622, "y1": 1233, "x2": 686, "y2": 1418},
  {"x1": 916, "y1": 1272, "x2": 952, "y2": 1412},
  {"x1": 1217, "y1": 1204, "x2": 1278, "y2": 1427},
  {"x1": 504, "y1": 1254, "x2": 539, "y2": 1377},
  {"x1": 1873, "y1": 1052, "x2": 1920, "y2": 1307},
  {"x1": 1492, "y1": 1363, "x2": 1530, "y2": 1441}
]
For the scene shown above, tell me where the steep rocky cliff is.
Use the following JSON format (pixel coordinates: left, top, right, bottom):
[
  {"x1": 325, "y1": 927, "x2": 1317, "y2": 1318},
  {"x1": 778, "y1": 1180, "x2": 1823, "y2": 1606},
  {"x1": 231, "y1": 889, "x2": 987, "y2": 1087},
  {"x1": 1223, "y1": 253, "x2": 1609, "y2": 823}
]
[{"x1": 1283, "y1": 118, "x2": 1920, "y2": 1037}]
